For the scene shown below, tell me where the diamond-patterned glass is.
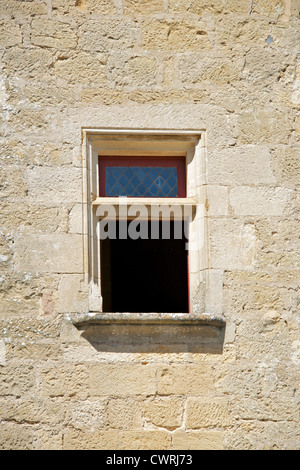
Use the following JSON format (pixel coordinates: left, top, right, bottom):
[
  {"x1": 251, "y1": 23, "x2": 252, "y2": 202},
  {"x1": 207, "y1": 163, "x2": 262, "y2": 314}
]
[{"x1": 105, "y1": 166, "x2": 178, "y2": 197}]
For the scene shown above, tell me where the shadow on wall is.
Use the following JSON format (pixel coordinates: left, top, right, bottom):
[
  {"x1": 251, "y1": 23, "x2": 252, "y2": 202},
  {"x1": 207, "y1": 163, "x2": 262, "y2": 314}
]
[{"x1": 76, "y1": 322, "x2": 226, "y2": 354}]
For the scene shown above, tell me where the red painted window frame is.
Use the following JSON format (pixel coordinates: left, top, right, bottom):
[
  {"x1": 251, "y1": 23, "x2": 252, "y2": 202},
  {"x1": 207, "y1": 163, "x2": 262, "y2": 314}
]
[{"x1": 99, "y1": 155, "x2": 186, "y2": 197}]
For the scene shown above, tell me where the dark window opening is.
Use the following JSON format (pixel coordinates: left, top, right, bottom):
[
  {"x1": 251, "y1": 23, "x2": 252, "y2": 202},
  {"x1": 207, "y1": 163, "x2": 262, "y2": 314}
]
[{"x1": 101, "y1": 221, "x2": 189, "y2": 313}]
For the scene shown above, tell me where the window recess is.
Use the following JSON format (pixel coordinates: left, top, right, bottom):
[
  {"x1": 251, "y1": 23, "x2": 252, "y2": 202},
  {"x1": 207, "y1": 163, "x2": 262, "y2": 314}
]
[{"x1": 78, "y1": 129, "x2": 224, "y2": 334}]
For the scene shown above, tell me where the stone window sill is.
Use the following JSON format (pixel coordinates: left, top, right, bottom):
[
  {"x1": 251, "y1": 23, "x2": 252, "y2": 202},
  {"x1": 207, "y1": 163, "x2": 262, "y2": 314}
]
[
  {"x1": 71, "y1": 312, "x2": 225, "y2": 330},
  {"x1": 70, "y1": 313, "x2": 226, "y2": 354}
]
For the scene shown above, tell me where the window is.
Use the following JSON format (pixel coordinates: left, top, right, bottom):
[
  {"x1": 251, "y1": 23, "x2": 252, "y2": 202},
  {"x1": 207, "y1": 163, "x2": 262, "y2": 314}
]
[
  {"x1": 99, "y1": 156, "x2": 186, "y2": 197},
  {"x1": 82, "y1": 129, "x2": 208, "y2": 316},
  {"x1": 98, "y1": 154, "x2": 189, "y2": 313}
]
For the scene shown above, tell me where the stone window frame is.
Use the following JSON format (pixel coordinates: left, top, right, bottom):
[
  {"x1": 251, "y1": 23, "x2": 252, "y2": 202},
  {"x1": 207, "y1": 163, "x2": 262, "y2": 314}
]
[{"x1": 75, "y1": 128, "x2": 224, "y2": 328}]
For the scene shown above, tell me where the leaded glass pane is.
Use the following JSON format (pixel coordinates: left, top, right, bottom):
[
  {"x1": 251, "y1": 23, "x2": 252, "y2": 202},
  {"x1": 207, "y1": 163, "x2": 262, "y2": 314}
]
[{"x1": 105, "y1": 166, "x2": 178, "y2": 197}]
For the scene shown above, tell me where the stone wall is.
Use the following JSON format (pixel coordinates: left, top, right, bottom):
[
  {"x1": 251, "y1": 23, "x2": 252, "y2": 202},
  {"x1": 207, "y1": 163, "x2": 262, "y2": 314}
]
[{"x1": 0, "y1": 0, "x2": 299, "y2": 450}]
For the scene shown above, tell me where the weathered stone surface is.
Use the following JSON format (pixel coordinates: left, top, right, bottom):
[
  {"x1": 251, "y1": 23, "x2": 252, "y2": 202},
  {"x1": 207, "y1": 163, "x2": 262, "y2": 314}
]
[
  {"x1": 89, "y1": 364, "x2": 157, "y2": 397},
  {"x1": 31, "y1": 19, "x2": 77, "y2": 49},
  {"x1": 185, "y1": 397, "x2": 231, "y2": 428},
  {"x1": 0, "y1": 0, "x2": 48, "y2": 19},
  {"x1": 172, "y1": 430, "x2": 224, "y2": 450},
  {"x1": 143, "y1": 397, "x2": 183, "y2": 430},
  {"x1": 118, "y1": 430, "x2": 172, "y2": 450},
  {"x1": 57, "y1": 275, "x2": 88, "y2": 313},
  {"x1": 124, "y1": 0, "x2": 164, "y2": 15},
  {"x1": 52, "y1": 0, "x2": 119, "y2": 15},
  {"x1": 0, "y1": 364, "x2": 35, "y2": 398},
  {"x1": 2, "y1": 47, "x2": 54, "y2": 80},
  {"x1": 68, "y1": 399, "x2": 106, "y2": 430},
  {"x1": 39, "y1": 364, "x2": 89, "y2": 398},
  {"x1": 25, "y1": 167, "x2": 82, "y2": 204},
  {"x1": 0, "y1": 422, "x2": 34, "y2": 450},
  {"x1": 14, "y1": 233, "x2": 83, "y2": 273},
  {"x1": 108, "y1": 54, "x2": 157, "y2": 88},
  {"x1": 229, "y1": 187, "x2": 290, "y2": 216},
  {"x1": 78, "y1": 19, "x2": 139, "y2": 53},
  {"x1": 237, "y1": 110, "x2": 292, "y2": 145},
  {"x1": 54, "y1": 52, "x2": 107, "y2": 85},
  {"x1": 63, "y1": 428, "x2": 118, "y2": 450},
  {"x1": 209, "y1": 220, "x2": 261, "y2": 270},
  {"x1": 0, "y1": 20, "x2": 22, "y2": 47},
  {"x1": 207, "y1": 146, "x2": 276, "y2": 185},
  {"x1": 142, "y1": 19, "x2": 211, "y2": 51},
  {"x1": 106, "y1": 398, "x2": 143, "y2": 429},
  {"x1": 0, "y1": 0, "x2": 299, "y2": 452},
  {"x1": 157, "y1": 364, "x2": 214, "y2": 395}
]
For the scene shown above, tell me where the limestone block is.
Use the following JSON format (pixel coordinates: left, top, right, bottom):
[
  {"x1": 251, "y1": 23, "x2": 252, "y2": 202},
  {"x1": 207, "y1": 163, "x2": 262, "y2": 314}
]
[
  {"x1": 229, "y1": 187, "x2": 290, "y2": 216},
  {"x1": 54, "y1": 52, "x2": 107, "y2": 85},
  {"x1": 58, "y1": 274, "x2": 88, "y2": 313},
  {"x1": 61, "y1": 103, "x2": 234, "y2": 148},
  {"x1": 204, "y1": 269, "x2": 224, "y2": 315},
  {"x1": 207, "y1": 146, "x2": 275, "y2": 185},
  {"x1": 63, "y1": 428, "x2": 118, "y2": 450},
  {"x1": 0, "y1": 364, "x2": 35, "y2": 398},
  {"x1": 69, "y1": 400, "x2": 106, "y2": 430},
  {"x1": 14, "y1": 233, "x2": 83, "y2": 274},
  {"x1": 252, "y1": 0, "x2": 285, "y2": 17},
  {"x1": 8, "y1": 108, "x2": 62, "y2": 139},
  {"x1": 0, "y1": 317, "x2": 60, "y2": 344},
  {"x1": 142, "y1": 19, "x2": 211, "y2": 52},
  {"x1": 223, "y1": 270, "x2": 299, "y2": 315},
  {"x1": 172, "y1": 430, "x2": 224, "y2": 450},
  {"x1": 3, "y1": 47, "x2": 54, "y2": 80},
  {"x1": 292, "y1": 0, "x2": 300, "y2": 15},
  {"x1": 243, "y1": 47, "x2": 294, "y2": 91},
  {"x1": 124, "y1": 0, "x2": 164, "y2": 15},
  {"x1": 1, "y1": 203, "x2": 69, "y2": 233},
  {"x1": 34, "y1": 427, "x2": 63, "y2": 450},
  {"x1": 0, "y1": 140, "x2": 74, "y2": 167},
  {"x1": 89, "y1": 364, "x2": 156, "y2": 397},
  {"x1": 206, "y1": 186, "x2": 228, "y2": 216},
  {"x1": 0, "y1": 0, "x2": 48, "y2": 19},
  {"x1": 156, "y1": 364, "x2": 214, "y2": 395},
  {"x1": 185, "y1": 397, "x2": 231, "y2": 428},
  {"x1": 118, "y1": 431, "x2": 172, "y2": 450},
  {"x1": 215, "y1": 17, "x2": 264, "y2": 46},
  {"x1": 12, "y1": 343, "x2": 61, "y2": 361},
  {"x1": 143, "y1": 397, "x2": 183, "y2": 430},
  {"x1": 209, "y1": 220, "x2": 260, "y2": 270},
  {"x1": 106, "y1": 398, "x2": 143, "y2": 429},
  {"x1": 169, "y1": 0, "x2": 223, "y2": 14},
  {"x1": 39, "y1": 364, "x2": 89, "y2": 398},
  {"x1": 178, "y1": 55, "x2": 243, "y2": 86},
  {"x1": 108, "y1": 54, "x2": 157, "y2": 88},
  {"x1": 0, "y1": 340, "x2": 6, "y2": 366},
  {"x1": 170, "y1": 0, "x2": 251, "y2": 15},
  {"x1": 230, "y1": 394, "x2": 300, "y2": 423},
  {"x1": 237, "y1": 111, "x2": 291, "y2": 145},
  {"x1": 0, "y1": 20, "x2": 22, "y2": 47},
  {"x1": 25, "y1": 166, "x2": 82, "y2": 204},
  {"x1": 22, "y1": 81, "x2": 79, "y2": 107},
  {"x1": 69, "y1": 204, "x2": 84, "y2": 234},
  {"x1": 78, "y1": 19, "x2": 139, "y2": 53},
  {"x1": 0, "y1": 399, "x2": 65, "y2": 426},
  {"x1": 31, "y1": 19, "x2": 77, "y2": 49},
  {"x1": 255, "y1": 218, "x2": 300, "y2": 254},
  {"x1": 0, "y1": 274, "x2": 58, "y2": 318},
  {"x1": 271, "y1": 147, "x2": 300, "y2": 186},
  {"x1": 52, "y1": 0, "x2": 119, "y2": 15},
  {"x1": 0, "y1": 422, "x2": 34, "y2": 450},
  {"x1": 223, "y1": 0, "x2": 252, "y2": 14},
  {"x1": 0, "y1": 165, "x2": 28, "y2": 202}
]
